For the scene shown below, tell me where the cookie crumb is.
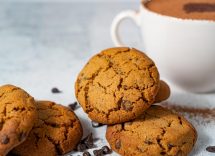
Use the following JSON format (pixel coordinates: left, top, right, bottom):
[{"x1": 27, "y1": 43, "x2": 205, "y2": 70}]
[
  {"x1": 1, "y1": 135, "x2": 10, "y2": 144},
  {"x1": 206, "y1": 146, "x2": 215, "y2": 153},
  {"x1": 51, "y1": 87, "x2": 62, "y2": 93}
]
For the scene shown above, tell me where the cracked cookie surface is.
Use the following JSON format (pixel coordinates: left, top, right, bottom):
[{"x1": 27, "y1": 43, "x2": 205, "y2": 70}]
[
  {"x1": 11, "y1": 101, "x2": 83, "y2": 156},
  {"x1": 0, "y1": 85, "x2": 37, "y2": 156},
  {"x1": 75, "y1": 47, "x2": 160, "y2": 124},
  {"x1": 106, "y1": 105, "x2": 197, "y2": 156}
]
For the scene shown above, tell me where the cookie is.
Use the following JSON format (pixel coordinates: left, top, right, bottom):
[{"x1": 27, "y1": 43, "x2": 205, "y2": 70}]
[
  {"x1": 0, "y1": 85, "x2": 37, "y2": 156},
  {"x1": 106, "y1": 105, "x2": 197, "y2": 156},
  {"x1": 75, "y1": 47, "x2": 160, "y2": 124},
  {"x1": 155, "y1": 80, "x2": 170, "y2": 103},
  {"x1": 11, "y1": 101, "x2": 83, "y2": 156}
]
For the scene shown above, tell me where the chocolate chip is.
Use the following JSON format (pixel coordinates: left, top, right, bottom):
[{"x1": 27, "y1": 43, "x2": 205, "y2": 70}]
[
  {"x1": 77, "y1": 143, "x2": 87, "y2": 152},
  {"x1": 121, "y1": 100, "x2": 133, "y2": 111},
  {"x1": 93, "y1": 149, "x2": 103, "y2": 156},
  {"x1": 83, "y1": 151, "x2": 91, "y2": 156},
  {"x1": 51, "y1": 87, "x2": 62, "y2": 93},
  {"x1": 68, "y1": 102, "x2": 78, "y2": 110},
  {"x1": 115, "y1": 140, "x2": 121, "y2": 149},
  {"x1": 206, "y1": 146, "x2": 215, "y2": 153},
  {"x1": 102, "y1": 146, "x2": 112, "y2": 154},
  {"x1": 0, "y1": 123, "x2": 3, "y2": 130},
  {"x1": 82, "y1": 133, "x2": 94, "y2": 149},
  {"x1": 160, "y1": 151, "x2": 166, "y2": 155},
  {"x1": 178, "y1": 116, "x2": 183, "y2": 125},
  {"x1": 168, "y1": 143, "x2": 174, "y2": 149},
  {"x1": 144, "y1": 140, "x2": 152, "y2": 145},
  {"x1": 91, "y1": 121, "x2": 103, "y2": 128},
  {"x1": 18, "y1": 132, "x2": 27, "y2": 142},
  {"x1": 1, "y1": 135, "x2": 9, "y2": 144}
]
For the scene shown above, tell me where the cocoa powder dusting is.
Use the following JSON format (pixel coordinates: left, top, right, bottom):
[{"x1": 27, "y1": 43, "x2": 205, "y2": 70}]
[{"x1": 161, "y1": 102, "x2": 215, "y2": 119}]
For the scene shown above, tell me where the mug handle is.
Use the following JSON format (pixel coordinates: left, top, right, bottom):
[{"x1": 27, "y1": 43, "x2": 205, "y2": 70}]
[{"x1": 111, "y1": 10, "x2": 141, "y2": 46}]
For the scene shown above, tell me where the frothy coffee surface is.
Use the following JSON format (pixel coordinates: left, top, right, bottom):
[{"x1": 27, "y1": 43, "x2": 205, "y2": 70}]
[{"x1": 144, "y1": 0, "x2": 215, "y2": 21}]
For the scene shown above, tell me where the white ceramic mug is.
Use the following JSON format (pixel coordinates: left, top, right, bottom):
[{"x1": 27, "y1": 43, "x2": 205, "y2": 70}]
[{"x1": 111, "y1": 1, "x2": 215, "y2": 93}]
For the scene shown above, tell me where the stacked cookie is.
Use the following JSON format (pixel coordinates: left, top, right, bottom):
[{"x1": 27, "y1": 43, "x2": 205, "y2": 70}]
[
  {"x1": 75, "y1": 47, "x2": 197, "y2": 156},
  {"x1": 0, "y1": 85, "x2": 83, "y2": 156}
]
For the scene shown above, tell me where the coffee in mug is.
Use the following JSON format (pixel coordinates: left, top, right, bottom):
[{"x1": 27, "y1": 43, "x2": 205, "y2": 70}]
[{"x1": 144, "y1": 0, "x2": 215, "y2": 21}]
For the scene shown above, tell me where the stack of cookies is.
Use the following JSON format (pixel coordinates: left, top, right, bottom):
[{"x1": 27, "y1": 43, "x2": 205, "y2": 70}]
[
  {"x1": 75, "y1": 47, "x2": 197, "y2": 156},
  {"x1": 0, "y1": 47, "x2": 197, "y2": 156},
  {"x1": 0, "y1": 85, "x2": 83, "y2": 156}
]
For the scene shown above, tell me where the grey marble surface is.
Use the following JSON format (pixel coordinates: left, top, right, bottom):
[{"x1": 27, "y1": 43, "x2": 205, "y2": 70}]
[
  {"x1": 0, "y1": 1, "x2": 140, "y2": 98},
  {"x1": 0, "y1": 1, "x2": 214, "y2": 156}
]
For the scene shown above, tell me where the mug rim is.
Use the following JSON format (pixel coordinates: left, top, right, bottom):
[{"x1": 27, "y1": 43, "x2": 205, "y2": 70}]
[{"x1": 141, "y1": 0, "x2": 215, "y2": 24}]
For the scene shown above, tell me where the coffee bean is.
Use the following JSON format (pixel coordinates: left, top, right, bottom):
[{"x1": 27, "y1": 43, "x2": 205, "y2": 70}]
[
  {"x1": 93, "y1": 149, "x2": 103, "y2": 156},
  {"x1": 68, "y1": 102, "x2": 78, "y2": 110},
  {"x1": 121, "y1": 100, "x2": 133, "y2": 111},
  {"x1": 115, "y1": 140, "x2": 121, "y2": 149},
  {"x1": 83, "y1": 133, "x2": 94, "y2": 149},
  {"x1": 77, "y1": 143, "x2": 87, "y2": 152},
  {"x1": 1, "y1": 135, "x2": 9, "y2": 144},
  {"x1": 102, "y1": 146, "x2": 112, "y2": 154},
  {"x1": 91, "y1": 121, "x2": 103, "y2": 128},
  {"x1": 206, "y1": 146, "x2": 215, "y2": 153},
  {"x1": 51, "y1": 87, "x2": 62, "y2": 93},
  {"x1": 83, "y1": 151, "x2": 91, "y2": 156}
]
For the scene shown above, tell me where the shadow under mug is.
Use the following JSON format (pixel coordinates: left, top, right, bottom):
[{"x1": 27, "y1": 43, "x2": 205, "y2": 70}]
[{"x1": 111, "y1": 2, "x2": 215, "y2": 93}]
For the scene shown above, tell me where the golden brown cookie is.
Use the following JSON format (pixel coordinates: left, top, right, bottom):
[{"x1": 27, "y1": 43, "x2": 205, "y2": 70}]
[
  {"x1": 106, "y1": 105, "x2": 197, "y2": 156},
  {"x1": 0, "y1": 85, "x2": 37, "y2": 156},
  {"x1": 75, "y1": 47, "x2": 160, "y2": 124},
  {"x1": 11, "y1": 101, "x2": 83, "y2": 156},
  {"x1": 155, "y1": 80, "x2": 170, "y2": 103}
]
